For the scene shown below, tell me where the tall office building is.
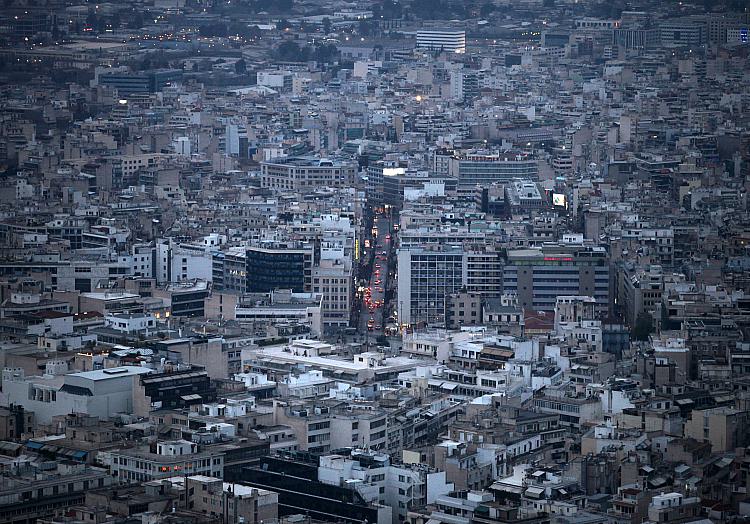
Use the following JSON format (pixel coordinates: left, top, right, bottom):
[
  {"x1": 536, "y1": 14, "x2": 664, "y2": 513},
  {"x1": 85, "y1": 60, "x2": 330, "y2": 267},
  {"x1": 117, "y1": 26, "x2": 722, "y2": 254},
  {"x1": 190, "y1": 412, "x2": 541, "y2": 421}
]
[
  {"x1": 398, "y1": 247, "x2": 465, "y2": 326},
  {"x1": 98, "y1": 69, "x2": 183, "y2": 96},
  {"x1": 416, "y1": 30, "x2": 466, "y2": 54},
  {"x1": 659, "y1": 19, "x2": 706, "y2": 48},
  {"x1": 397, "y1": 245, "x2": 503, "y2": 326},
  {"x1": 448, "y1": 152, "x2": 539, "y2": 186},
  {"x1": 502, "y1": 240, "x2": 610, "y2": 315},
  {"x1": 245, "y1": 245, "x2": 314, "y2": 293}
]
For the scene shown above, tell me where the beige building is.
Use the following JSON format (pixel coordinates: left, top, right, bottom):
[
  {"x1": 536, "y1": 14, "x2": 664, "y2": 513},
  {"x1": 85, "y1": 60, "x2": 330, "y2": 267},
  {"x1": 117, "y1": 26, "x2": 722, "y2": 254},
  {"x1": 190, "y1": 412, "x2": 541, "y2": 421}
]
[
  {"x1": 683, "y1": 407, "x2": 750, "y2": 453},
  {"x1": 186, "y1": 475, "x2": 278, "y2": 524},
  {"x1": 444, "y1": 290, "x2": 482, "y2": 329}
]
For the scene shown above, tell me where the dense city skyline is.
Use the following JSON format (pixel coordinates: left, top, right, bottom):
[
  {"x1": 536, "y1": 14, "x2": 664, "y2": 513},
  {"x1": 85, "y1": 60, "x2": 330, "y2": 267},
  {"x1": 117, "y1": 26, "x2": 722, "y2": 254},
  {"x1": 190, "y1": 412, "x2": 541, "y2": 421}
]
[{"x1": 0, "y1": 1, "x2": 749, "y2": 524}]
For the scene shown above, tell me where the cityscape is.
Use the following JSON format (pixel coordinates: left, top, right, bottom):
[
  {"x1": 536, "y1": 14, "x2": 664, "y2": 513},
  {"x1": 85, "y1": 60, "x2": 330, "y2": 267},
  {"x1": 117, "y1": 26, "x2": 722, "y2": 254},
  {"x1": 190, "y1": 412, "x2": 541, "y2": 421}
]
[{"x1": 0, "y1": 0, "x2": 749, "y2": 523}]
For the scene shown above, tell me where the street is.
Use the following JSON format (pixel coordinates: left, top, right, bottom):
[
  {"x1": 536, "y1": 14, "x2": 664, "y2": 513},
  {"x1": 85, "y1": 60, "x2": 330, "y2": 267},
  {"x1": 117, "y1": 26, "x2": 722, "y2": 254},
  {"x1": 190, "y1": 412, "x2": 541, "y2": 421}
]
[{"x1": 356, "y1": 212, "x2": 395, "y2": 344}]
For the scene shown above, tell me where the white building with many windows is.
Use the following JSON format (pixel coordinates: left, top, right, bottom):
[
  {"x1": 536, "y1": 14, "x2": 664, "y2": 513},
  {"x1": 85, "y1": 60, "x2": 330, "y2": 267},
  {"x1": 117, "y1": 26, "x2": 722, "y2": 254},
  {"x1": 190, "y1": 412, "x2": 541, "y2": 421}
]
[{"x1": 416, "y1": 30, "x2": 466, "y2": 54}]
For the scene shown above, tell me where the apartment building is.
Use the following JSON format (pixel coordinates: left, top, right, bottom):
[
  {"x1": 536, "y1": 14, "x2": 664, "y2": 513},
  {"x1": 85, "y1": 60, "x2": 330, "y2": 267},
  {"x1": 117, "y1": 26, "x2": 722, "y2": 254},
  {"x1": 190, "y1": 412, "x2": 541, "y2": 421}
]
[
  {"x1": 3, "y1": 366, "x2": 152, "y2": 425},
  {"x1": 533, "y1": 386, "x2": 603, "y2": 429},
  {"x1": 151, "y1": 475, "x2": 278, "y2": 524},
  {"x1": 445, "y1": 290, "x2": 482, "y2": 329},
  {"x1": 260, "y1": 157, "x2": 356, "y2": 192},
  {"x1": 318, "y1": 449, "x2": 453, "y2": 524},
  {"x1": 683, "y1": 407, "x2": 750, "y2": 453},
  {"x1": 105, "y1": 439, "x2": 225, "y2": 483}
]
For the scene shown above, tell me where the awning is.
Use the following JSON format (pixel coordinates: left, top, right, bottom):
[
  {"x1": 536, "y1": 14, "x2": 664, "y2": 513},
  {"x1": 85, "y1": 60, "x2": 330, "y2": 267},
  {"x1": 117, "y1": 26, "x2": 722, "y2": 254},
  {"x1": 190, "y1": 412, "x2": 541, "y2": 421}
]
[
  {"x1": 716, "y1": 457, "x2": 733, "y2": 468},
  {"x1": 180, "y1": 394, "x2": 202, "y2": 401},
  {"x1": 525, "y1": 486, "x2": 545, "y2": 498}
]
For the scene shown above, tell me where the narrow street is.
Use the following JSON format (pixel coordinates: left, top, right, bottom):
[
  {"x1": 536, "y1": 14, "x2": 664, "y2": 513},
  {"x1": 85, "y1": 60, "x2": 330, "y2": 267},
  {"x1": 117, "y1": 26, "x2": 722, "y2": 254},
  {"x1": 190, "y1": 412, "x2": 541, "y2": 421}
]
[{"x1": 356, "y1": 211, "x2": 395, "y2": 343}]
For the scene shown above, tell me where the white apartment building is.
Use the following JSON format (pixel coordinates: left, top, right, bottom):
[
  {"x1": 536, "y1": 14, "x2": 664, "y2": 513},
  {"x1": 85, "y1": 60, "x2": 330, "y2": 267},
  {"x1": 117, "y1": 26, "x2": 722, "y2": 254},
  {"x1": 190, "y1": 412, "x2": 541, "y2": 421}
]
[
  {"x1": 318, "y1": 450, "x2": 453, "y2": 524},
  {"x1": 402, "y1": 329, "x2": 477, "y2": 362},
  {"x1": 155, "y1": 240, "x2": 213, "y2": 284},
  {"x1": 3, "y1": 366, "x2": 152, "y2": 424}
]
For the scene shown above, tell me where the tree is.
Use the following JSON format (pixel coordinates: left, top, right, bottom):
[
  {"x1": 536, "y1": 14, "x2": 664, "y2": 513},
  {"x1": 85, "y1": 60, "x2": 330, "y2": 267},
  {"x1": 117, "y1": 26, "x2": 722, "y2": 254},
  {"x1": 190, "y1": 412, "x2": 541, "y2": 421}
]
[
  {"x1": 200, "y1": 22, "x2": 228, "y2": 37},
  {"x1": 543, "y1": 0, "x2": 555, "y2": 7},
  {"x1": 86, "y1": 10, "x2": 99, "y2": 30},
  {"x1": 358, "y1": 19, "x2": 373, "y2": 36},
  {"x1": 128, "y1": 10, "x2": 144, "y2": 29},
  {"x1": 632, "y1": 312, "x2": 654, "y2": 341},
  {"x1": 276, "y1": 18, "x2": 291, "y2": 31},
  {"x1": 322, "y1": 17, "x2": 331, "y2": 34},
  {"x1": 313, "y1": 43, "x2": 338, "y2": 64},
  {"x1": 379, "y1": 0, "x2": 403, "y2": 20},
  {"x1": 276, "y1": 40, "x2": 302, "y2": 60},
  {"x1": 479, "y1": 2, "x2": 495, "y2": 17},
  {"x1": 234, "y1": 58, "x2": 247, "y2": 74}
]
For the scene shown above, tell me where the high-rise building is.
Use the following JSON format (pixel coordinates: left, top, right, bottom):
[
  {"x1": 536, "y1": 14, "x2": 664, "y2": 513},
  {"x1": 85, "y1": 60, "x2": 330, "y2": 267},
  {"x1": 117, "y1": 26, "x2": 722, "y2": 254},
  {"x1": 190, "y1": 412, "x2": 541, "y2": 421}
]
[
  {"x1": 416, "y1": 30, "x2": 466, "y2": 54},
  {"x1": 398, "y1": 247, "x2": 465, "y2": 326},
  {"x1": 245, "y1": 245, "x2": 314, "y2": 293},
  {"x1": 98, "y1": 69, "x2": 183, "y2": 96},
  {"x1": 448, "y1": 152, "x2": 539, "y2": 186},
  {"x1": 659, "y1": 19, "x2": 706, "y2": 48},
  {"x1": 502, "y1": 240, "x2": 610, "y2": 314},
  {"x1": 397, "y1": 245, "x2": 503, "y2": 326}
]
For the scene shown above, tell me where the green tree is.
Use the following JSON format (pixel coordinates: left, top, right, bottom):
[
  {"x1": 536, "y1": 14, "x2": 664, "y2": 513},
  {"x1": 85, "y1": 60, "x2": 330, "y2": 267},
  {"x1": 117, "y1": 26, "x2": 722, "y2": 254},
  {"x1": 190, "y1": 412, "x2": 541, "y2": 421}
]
[
  {"x1": 276, "y1": 18, "x2": 291, "y2": 31},
  {"x1": 313, "y1": 43, "x2": 338, "y2": 63},
  {"x1": 322, "y1": 17, "x2": 331, "y2": 34},
  {"x1": 358, "y1": 19, "x2": 373, "y2": 36},
  {"x1": 234, "y1": 58, "x2": 247, "y2": 74},
  {"x1": 632, "y1": 312, "x2": 654, "y2": 341},
  {"x1": 128, "y1": 10, "x2": 144, "y2": 29},
  {"x1": 276, "y1": 40, "x2": 301, "y2": 60},
  {"x1": 543, "y1": 0, "x2": 555, "y2": 7},
  {"x1": 479, "y1": 2, "x2": 495, "y2": 17},
  {"x1": 86, "y1": 10, "x2": 99, "y2": 29}
]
